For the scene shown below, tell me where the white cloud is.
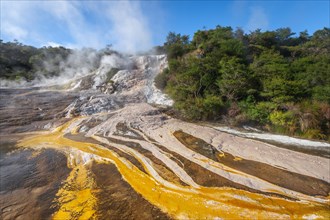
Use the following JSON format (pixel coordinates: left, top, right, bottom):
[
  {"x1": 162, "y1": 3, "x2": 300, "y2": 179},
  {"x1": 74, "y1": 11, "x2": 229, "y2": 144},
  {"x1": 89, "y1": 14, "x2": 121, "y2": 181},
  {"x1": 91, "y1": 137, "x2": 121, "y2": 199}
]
[
  {"x1": 1, "y1": 1, "x2": 105, "y2": 48},
  {"x1": 1, "y1": 1, "x2": 154, "y2": 53},
  {"x1": 2, "y1": 23, "x2": 28, "y2": 40},
  {"x1": 0, "y1": 1, "x2": 32, "y2": 41},
  {"x1": 246, "y1": 6, "x2": 269, "y2": 31},
  {"x1": 106, "y1": 1, "x2": 152, "y2": 53},
  {"x1": 41, "y1": 1, "x2": 104, "y2": 49}
]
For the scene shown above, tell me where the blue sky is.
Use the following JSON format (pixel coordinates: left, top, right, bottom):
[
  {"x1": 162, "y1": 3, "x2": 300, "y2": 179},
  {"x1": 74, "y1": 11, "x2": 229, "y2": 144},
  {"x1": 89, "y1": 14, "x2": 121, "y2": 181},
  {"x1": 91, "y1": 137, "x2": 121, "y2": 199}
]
[{"x1": 1, "y1": 1, "x2": 329, "y2": 53}]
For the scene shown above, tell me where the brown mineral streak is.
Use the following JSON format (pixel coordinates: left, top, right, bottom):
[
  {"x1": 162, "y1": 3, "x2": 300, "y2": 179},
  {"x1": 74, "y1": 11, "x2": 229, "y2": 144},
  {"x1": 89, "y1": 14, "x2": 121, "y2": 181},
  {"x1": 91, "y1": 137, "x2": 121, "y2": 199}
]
[{"x1": 15, "y1": 118, "x2": 330, "y2": 219}]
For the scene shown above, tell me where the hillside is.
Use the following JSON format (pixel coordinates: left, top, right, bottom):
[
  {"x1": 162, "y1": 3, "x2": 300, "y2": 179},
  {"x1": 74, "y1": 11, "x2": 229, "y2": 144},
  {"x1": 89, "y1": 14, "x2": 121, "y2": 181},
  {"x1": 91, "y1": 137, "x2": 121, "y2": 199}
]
[{"x1": 156, "y1": 26, "x2": 330, "y2": 140}]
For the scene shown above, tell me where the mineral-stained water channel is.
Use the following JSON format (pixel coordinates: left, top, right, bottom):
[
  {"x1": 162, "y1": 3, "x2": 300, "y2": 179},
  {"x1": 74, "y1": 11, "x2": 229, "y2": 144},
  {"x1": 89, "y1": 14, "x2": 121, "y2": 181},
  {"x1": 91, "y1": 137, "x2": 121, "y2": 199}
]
[{"x1": 1, "y1": 55, "x2": 329, "y2": 219}]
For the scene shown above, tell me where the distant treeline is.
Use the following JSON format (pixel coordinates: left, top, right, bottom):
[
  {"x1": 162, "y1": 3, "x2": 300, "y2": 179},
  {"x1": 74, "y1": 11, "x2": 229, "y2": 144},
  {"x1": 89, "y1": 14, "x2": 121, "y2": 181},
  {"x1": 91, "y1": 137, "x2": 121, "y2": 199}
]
[
  {"x1": 156, "y1": 27, "x2": 330, "y2": 140},
  {"x1": 0, "y1": 40, "x2": 72, "y2": 81},
  {"x1": 0, "y1": 40, "x2": 120, "y2": 81}
]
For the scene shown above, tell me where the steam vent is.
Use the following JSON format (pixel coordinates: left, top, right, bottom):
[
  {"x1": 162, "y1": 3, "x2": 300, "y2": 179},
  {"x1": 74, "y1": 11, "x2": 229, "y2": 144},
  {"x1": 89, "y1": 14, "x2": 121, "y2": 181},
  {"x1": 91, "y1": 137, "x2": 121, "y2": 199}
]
[{"x1": 1, "y1": 54, "x2": 329, "y2": 219}]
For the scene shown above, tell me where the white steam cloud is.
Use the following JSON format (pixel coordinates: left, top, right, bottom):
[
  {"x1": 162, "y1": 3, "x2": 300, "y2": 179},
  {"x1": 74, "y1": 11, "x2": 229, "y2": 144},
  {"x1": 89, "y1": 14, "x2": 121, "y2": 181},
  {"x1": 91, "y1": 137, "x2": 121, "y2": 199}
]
[
  {"x1": 107, "y1": 1, "x2": 152, "y2": 53},
  {"x1": 0, "y1": 49, "x2": 129, "y2": 89},
  {"x1": 0, "y1": 49, "x2": 96, "y2": 88},
  {"x1": 246, "y1": 6, "x2": 269, "y2": 31}
]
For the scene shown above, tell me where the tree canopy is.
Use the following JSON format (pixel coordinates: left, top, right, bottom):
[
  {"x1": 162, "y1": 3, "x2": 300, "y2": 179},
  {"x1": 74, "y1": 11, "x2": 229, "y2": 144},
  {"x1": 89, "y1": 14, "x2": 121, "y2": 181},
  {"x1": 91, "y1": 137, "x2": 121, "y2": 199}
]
[{"x1": 156, "y1": 26, "x2": 330, "y2": 140}]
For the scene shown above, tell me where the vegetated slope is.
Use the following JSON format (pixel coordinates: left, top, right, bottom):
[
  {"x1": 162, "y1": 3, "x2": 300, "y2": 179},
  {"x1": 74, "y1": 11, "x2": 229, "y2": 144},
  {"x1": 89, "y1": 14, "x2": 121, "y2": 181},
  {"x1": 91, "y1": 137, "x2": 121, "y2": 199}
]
[
  {"x1": 156, "y1": 27, "x2": 330, "y2": 140},
  {"x1": 0, "y1": 40, "x2": 71, "y2": 81},
  {"x1": 0, "y1": 40, "x2": 122, "y2": 85}
]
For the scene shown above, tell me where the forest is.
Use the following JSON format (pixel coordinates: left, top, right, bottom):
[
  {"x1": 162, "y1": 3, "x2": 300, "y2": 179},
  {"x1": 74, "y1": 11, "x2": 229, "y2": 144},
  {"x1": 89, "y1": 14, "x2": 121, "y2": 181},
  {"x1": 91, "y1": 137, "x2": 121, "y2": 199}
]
[{"x1": 156, "y1": 27, "x2": 330, "y2": 140}]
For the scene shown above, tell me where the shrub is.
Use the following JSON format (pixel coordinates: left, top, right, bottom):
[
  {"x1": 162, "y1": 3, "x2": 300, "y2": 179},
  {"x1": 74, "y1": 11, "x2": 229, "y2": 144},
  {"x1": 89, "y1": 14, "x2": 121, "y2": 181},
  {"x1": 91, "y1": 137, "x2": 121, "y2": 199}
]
[
  {"x1": 239, "y1": 101, "x2": 276, "y2": 124},
  {"x1": 269, "y1": 110, "x2": 297, "y2": 134},
  {"x1": 201, "y1": 95, "x2": 225, "y2": 120},
  {"x1": 154, "y1": 68, "x2": 170, "y2": 90}
]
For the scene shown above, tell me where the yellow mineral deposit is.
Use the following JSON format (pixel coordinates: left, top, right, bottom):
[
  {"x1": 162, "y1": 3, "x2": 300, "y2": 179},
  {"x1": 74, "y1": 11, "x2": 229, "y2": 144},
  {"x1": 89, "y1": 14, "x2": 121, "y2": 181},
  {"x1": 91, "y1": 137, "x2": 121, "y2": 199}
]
[
  {"x1": 52, "y1": 165, "x2": 97, "y2": 220},
  {"x1": 233, "y1": 156, "x2": 243, "y2": 161},
  {"x1": 218, "y1": 152, "x2": 226, "y2": 158},
  {"x1": 18, "y1": 119, "x2": 330, "y2": 219}
]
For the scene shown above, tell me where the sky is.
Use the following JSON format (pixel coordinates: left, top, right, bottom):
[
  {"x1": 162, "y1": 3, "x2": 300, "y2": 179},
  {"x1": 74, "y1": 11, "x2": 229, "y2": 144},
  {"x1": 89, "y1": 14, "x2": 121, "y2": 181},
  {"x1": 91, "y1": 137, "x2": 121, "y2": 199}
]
[{"x1": 1, "y1": 0, "x2": 329, "y2": 53}]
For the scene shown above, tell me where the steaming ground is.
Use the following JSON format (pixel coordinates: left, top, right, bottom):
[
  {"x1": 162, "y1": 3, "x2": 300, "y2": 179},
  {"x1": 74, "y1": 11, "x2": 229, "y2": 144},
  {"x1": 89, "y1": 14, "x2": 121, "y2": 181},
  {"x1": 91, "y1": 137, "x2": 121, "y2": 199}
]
[{"x1": 1, "y1": 53, "x2": 329, "y2": 219}]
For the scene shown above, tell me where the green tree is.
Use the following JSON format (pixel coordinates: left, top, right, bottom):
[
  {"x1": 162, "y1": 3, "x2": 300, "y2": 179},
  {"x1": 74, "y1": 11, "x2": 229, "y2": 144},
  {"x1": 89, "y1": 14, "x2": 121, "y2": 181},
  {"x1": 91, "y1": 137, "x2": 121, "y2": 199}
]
[
  {"x1": 164, "y1": 32, "x2": 190, "y2": 59},
  {"x1": 216, "y1": 57, "x2": 250, "y2": 101}
]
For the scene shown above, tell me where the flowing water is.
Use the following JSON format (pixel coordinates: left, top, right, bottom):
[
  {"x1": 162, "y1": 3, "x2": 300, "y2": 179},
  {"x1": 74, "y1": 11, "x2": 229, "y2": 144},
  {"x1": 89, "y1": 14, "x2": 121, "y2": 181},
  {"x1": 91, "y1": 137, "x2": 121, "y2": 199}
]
[{"x1": 1, "y1": 54, "x2": 329, "y2": 219}]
